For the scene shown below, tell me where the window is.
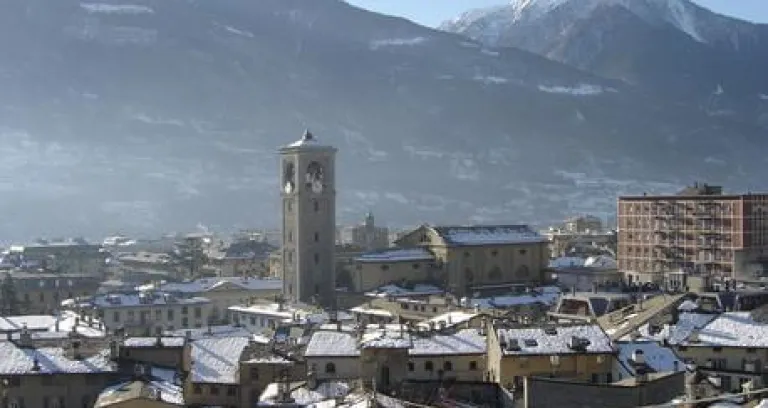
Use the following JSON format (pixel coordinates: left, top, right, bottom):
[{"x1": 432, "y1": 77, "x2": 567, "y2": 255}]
[
  {"x1": 713, "y1": 347, "x2": 723, "y2": 353},
  {"x1": 443, "y1": 361, "x2": 453, "y2": 371},
  {"x1": 194, "y1": 307, "x2": 202, "y2": 318},
  {"x1": 465, "y1": 268, "x2": 474, "y2": 283},
  {"x1": 412, "y1": 263, "x2": 420, "y2": 269},
  {"x1": 314, "y1": 232, "x2": 319, "y2": 242},
  {"x1": 489, "y1": 267, "x2": 502, "y2": 281},
  {"x1": 464, "y1": 251, "x2": 471, "y2": 258},
  {"x1": 182, "y1": 318, "x2": 189, "y2": 327},
  {"x1": 425, "y1": 361, "x2": 434, "y2": 371},
  {"x1": 39, "y1": 292, "x2": 45, "y2": 302},
  {"x1": 516, "y1": 265, "x2": 530, "y2": 279},
  {"x1": 23, "y1": 293, "x2": 30, "y2": 303},
  {"x1": 167, "y1": 310, "x2": 174, "y2": 320},
  {"x1": 591, "y1": 373, "x2": 599, "y2": 383},
  {"x1": 113, "y1": 311, "x2": 120, "y2": 322},
  {"x1": 314, "y1": 253, "x2": 320, "y2": 264},
  {"x1": 408, "y1": 362, "x2": 414, "y2": 372},
  {"x1": 250, "y1": 367, "x2": 259, "y2": 379},
  {"x1": 314, "y1": 200, "x2": 320, "y2": 212},
  {"x1": 747, "y1": 348, "x2": 757, "y2": 353},
  {"x1": 519, "y1": 249, "x2": 527, "y2": 255},
  {"x1": 182, "y1": 306, "x2": 189, "y2": 315},
  {"x1": 381, "y1": 264, "x2": 389, "y2": 271},
  {"x1": 325, "y1": 362, "x2": 337, "y2": 373},
  {"x1": 227, "y1": 386, "x2": 237, "y2": 396},
  {"x1": 469, "y1": 361, "x2": 478, "y2": 371},
  {"x1": 288, "y1": 231, "x2": 293, "y2": 242},
  {"x1": 210, "y1": 385, "x2": 220, "y2": 395},
  {"x1": 193, "y1": 384, "x2": 202, "y2": 394}
]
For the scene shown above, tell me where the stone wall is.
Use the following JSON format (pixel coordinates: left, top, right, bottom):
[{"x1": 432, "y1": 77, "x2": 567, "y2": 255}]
[{"x1": 524, "y1": 372, "x2": 684, "y2": 408}]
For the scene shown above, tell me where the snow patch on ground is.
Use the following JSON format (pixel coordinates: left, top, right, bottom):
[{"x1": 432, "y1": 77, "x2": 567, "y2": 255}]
[
  {"x1": 222, "y1": 25, "x2": 254, "y2": 38},
  {"x1": 80, "y1": 3, "x2": 154, "y2": 14},
  {"x1": 369, "y1": 37, "x2": 427, "y2": 50},
  {"x1": 474, "y1": 75, "x2": 509, "y2": 85},
  {"x1": 539, "y1": 84, "x2": 608, "y2": 95}
]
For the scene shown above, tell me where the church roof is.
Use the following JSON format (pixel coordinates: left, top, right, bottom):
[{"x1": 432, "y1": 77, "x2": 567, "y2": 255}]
[{"x1": 282, "y1": 129, "x2": 335, "y2": 150}]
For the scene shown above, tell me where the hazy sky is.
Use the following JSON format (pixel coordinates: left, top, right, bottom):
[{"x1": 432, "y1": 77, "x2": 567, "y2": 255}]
[{"x1": 347, "y1": 0, "x2": 768, "y2": 27}]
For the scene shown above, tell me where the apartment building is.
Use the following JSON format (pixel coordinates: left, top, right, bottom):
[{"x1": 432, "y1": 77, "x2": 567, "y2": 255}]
[
  {"x1": 672, "y1": 311, "x2": 768, "y2": 394},
  {"x1": 141, "y1": 277, "x2": 282, "y2": 324},
  {"x1": 0, "y1": 337, "x2": 120, "y2": 408},
  {"x1": 74, "y1": 292, "x2": 212, "y2": 336},
  {"x1": 617, "y1": 183, "x2": 768, "y2": 283},
  {"x1": 486, "y1": 322, "x2": 615, "y2": 391},
  {"x1": 303, "y1": 322, "x2": 488, "y2": 392},
  {"x1": 205, "y1": 238, "x2": 276, "y2": 277},
  {"x1": 1, "y1": 271, "x2": 101, "y2": 314},
  {"x1": 4, "y1": 238, "x2": 107, "y2": 276}
]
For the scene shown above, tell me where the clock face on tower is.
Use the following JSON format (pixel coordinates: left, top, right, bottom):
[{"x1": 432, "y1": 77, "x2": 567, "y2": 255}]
[
  {"x1": 283, "y1": 161, "x2": 295, "y2": 194},
  {"x1": 305, "y1": 161, "x2": 325, "y2": 193}
]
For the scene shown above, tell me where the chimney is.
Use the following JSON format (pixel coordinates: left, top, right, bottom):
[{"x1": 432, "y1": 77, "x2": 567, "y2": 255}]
[
  {"x1": 55, "y1": 318, "x2": 60, "y2": 332},
  {"x1": 571, "y1": 286, "x2": 576, "y2": 296},
  {"x1": 109, "y1": 340, "x2": 119, "y2": 361},
  {"x1": 336, "y1": 320, "x2": 342, "y2": 332},
  {"x1": 185, "y1": 330, "x2": 192, "y2": 343},
  {"x1": 155, "y1": 334, "x2": 163, "y2": 347},
  {"x1": 31, "y1": 357, "x2": 41, "y2": 372},
  {"x1": 71, "y1": 340, "x2": 83, "y2": 360}
]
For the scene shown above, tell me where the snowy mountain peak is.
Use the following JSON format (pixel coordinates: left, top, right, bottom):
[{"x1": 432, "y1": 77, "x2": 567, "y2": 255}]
[{"x1": 444, "y1": 0, "x2": 721, "y2": 45}]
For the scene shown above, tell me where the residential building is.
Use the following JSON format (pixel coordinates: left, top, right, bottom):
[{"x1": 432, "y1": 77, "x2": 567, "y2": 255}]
[
  {"x1": 280, "y1": 130, "x2": 337, "y2": 306},
  {"x1": 486, "y1": 322, "x2": 615, "y2": 391},
  {"x1": 4, "y1": 238, "x2": 107, "y2": 276},
  {"x1": 395, "y1": 224, "x2": 550, "y2": 295},
  {"x1": 617, "y1": 183, "x2": 768, "y2": 283},
  {"x1": 0, "y1": 311, "x2": 106, "y2": 343},
  {"x1": 303, "y1": 323, "x2": 488, "y2": 391},
  {"x1": 564, "y1": 215, "x2": 605, "y2": 234},
  {"x1": 118, "y1": 336, "x2": 187, "y2": 369},
  {"x1": 672, "y1": 311, "x2": 768, "y2": 393},
  {"x1": 182, "y1": 336, "x2": 304, "y2": 407},
  {"x1": 0, "y1": 337, "x2": 120, "y2": 408},
  {"x1": 116, "y1": 252, "x2": 180, "y2": 279},
  {"x1": 205, "y1": 238, "x2": 276, "y2": 277},
  {"x1": 73, "y1": 292, "x2": 212, "y2": 336},
  {"x1": 140, "y1": 277, "x2": 282, "y2": 324},
  {"x1": 0, "y1": 271, "x2": 101, "y2": 314}
]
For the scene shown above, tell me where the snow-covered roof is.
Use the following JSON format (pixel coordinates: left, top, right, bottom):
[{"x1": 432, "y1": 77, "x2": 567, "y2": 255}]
[
  {"x1": 549, "y1": 257, "x2": 586, "y2": 269},
  {"x1": 0, "y1": 315, "x2": 56, "y2": 332},
  {"x1": 259, "y1": 380, "x2": 353, "y2": 406},
  {"x1": 305, "y1": 330, "x2": 360, "y2": 357},
  {"x1": 354, "y1": 248, "x2": 434, "y2": 263},
  {"x1": 617, "y1": 341, "x2": 686, "y2": 376},
  {"x1": 417, "y1": 311, "x2": 480, "y2": 329},
  {"x1": 89, "y1": 292, "x2": 210, "y2": 308},
  {"x1": 682, "y1": 312, "x2": 768, "y2": 348},
  {"x1": 471, "y1": 286, "x2": 561, "y2": 309},
  {"x1": 190, "y1": 337, "x2": 250, "y2": 384},
  {"x1": 283, "y1": 130, "x2": 333, "y2": 150},
  {"x1": 123, "y1": 337, "x2": 186, "y2": 348},
  {"x1": 495, "y1": 324, "x2": 613, "y2": 355},
  {"x1": 152, "y1": 277, "x2": 282, "y2": 293},
  {"x1": 409, "y1": 328, "x2": 486, "y2": 356},
  {"x1": 0, "y1": 341, "x2": 116, "y2": 375},
  {"x1": 360, "y1": 325, "x2": 412, "y2": 349},
  {"x1": 635, "y1": 312, "x2": 717, "y2": 345},
  {"x1": 96, "y1": 380, "x2": 184, "y2": 407},
  {"x1": 433, "y1": 225, "x2": 547, "y2": 246},
  {"x1": 349, "y1": 306, "x2": 394, "y2": 318},
  {"x1": 584, "y1": 255, "x2": 617, "y2": 269},
  {"x1": 364, "y1": 283, "x2": 444, "y2": 298},
  {"x1": 164, "y1": 325, "x2": 264, "y2": 341}
]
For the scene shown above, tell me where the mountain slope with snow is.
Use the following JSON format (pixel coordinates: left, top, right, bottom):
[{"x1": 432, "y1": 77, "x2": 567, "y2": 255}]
[
  {"x1": 0, "y1": 0, "x2": 766, "y2": 239},
  {"x1": 441, "y1": 0, "x2": 768, "y2": 127}
]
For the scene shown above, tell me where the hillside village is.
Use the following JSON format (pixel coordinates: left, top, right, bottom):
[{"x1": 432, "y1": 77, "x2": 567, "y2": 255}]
[{"x1": 1, "y1": 131, "x2": 768, "y2": 408}]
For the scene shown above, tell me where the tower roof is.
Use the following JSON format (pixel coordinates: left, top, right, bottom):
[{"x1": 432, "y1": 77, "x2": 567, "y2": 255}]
[{"x1": 282, "y1": 129, "x2": 334, "y2": 150}]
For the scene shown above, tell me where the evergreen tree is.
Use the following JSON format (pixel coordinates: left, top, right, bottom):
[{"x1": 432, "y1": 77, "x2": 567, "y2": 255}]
[{"x1": 0, "y1": 274, "x2": 21, "y2": 316}]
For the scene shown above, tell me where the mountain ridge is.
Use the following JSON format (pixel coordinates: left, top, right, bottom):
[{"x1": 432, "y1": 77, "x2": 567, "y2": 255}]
[{"x1": 0, "y1": 0, "x2": 766, "y2": 240}]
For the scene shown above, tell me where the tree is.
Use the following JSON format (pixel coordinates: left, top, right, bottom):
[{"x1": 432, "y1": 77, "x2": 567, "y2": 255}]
[{"x1": 0, "y1": 274, "x2": 21, "y2": 316}]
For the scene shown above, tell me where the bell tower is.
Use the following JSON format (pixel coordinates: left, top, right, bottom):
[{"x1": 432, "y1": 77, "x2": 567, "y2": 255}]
[{"x1": 279, "y1": 130, "x2": 337, "y2": 306}]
